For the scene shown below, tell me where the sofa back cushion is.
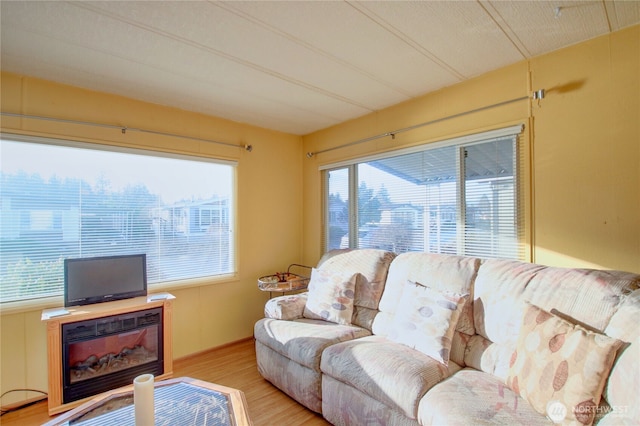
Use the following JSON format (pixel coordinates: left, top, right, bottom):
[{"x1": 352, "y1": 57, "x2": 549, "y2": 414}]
[
  {"x1": 472, "y1": 259, "x2": 546, "y2": 345},
  {"x1": 317, "y1": 249, "x2": 396, "y2": 330},
  {"x1": 472, "y1": 259, "x2": 640, "y2": 345},
  {"x1": 524, "y1": 267, "x2": 639, "y2": 332},
  {"x1": 373, "y1": 252, "x2": 480, "y2": 339},
  {"x1": 467, "y1": 258, "x2": 640, "y2": 395},
  {"x1": 602, "y1": 288, "x2": 640, "y2": 421}
]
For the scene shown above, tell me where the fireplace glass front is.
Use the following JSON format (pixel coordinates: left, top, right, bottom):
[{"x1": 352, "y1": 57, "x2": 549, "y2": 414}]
[{"x1": 62, "y1": 307, "x2": 164, "y2": 403}]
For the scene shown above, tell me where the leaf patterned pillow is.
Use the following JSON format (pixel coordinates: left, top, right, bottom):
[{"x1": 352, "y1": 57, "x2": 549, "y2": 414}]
[
  {"x1": 506, "y1": 302, "x2": 624, "y2": 425},
  {"x1": 387, "y1": 280, "x2": 468, "y2": 365},
  {"x1": 303, "y1": 268, "x2": 356, "y2": 325}
]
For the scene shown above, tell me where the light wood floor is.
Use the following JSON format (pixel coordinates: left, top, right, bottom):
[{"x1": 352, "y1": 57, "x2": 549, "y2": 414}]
[{"x1": 1, "y1": 338, "x2": 330, "y2": 425}]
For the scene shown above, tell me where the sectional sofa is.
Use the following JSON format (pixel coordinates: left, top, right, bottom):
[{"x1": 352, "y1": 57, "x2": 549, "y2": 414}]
[{"x1": 254, "y1": 249, "x2": 639, "y2": 425}]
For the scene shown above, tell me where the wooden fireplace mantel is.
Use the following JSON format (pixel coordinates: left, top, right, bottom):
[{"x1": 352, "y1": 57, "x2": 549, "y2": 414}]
[{"x1": 41, "y1": 293, "x2": 175, "y2": 416}]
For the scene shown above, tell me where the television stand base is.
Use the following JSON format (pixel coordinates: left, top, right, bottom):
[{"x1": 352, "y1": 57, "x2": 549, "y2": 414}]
[{"x1": 41, "y1": 294, "x2": 174, "y2": 415}]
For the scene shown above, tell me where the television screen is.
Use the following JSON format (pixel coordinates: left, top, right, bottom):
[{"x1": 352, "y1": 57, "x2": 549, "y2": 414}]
[{"x1": 64, "y1": 254, "x2": 147, "y2": 307}]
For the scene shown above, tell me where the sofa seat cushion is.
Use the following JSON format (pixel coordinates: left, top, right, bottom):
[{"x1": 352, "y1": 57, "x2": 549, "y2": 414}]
[
  {"x1": 254, "y1": 317, "x2": 370, "y2": 371},
  {"x1": 322, "y1": 375, "x2": 418, "y2": 426},
  {"x1": 255, "y1": 341, "x2": 324, "y2": 413},
  {"x1": 418, "y1": 369, "x2": 550, "y2": 425},
  {"x1": 321, "y1": 335, "x2": 461, "y2": 419}
]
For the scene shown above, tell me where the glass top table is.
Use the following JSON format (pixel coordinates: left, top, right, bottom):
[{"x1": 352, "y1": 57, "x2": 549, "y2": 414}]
[{"x1": 43, "y1": 377, "x2": 251, "y2": 426}]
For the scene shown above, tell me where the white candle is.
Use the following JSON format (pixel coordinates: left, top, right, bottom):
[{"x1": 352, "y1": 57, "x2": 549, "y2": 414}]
[{"x1": 134, "y1": 374, "x2": 155, "y2": 426}]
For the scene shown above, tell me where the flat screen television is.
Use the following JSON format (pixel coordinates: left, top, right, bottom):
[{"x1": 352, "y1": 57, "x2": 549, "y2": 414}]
[{"x1": 64, "y1": 254, "x2": 147, "y2": 307}]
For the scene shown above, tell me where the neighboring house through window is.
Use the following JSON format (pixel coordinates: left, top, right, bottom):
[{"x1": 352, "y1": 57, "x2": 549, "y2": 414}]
[
  {"x1": 324, "y1": 125, "x2": 525, "y2": 260},
  {"x1": 0, "y1": 134, "x2": 236, "y2": 304}
]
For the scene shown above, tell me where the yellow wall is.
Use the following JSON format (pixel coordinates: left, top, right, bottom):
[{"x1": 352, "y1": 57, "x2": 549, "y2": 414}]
[
  {"x1": 302, "y1": 25, "x2": 640, "y2": 274},
  {"x1": 0, "y1": 72, "x2": 304, "y2": 404},
  {"x1": 530, "y1": 26, "x2": 639, "y2": 270},
  {"x1": 1, "y1": 24, "x2": 638, "y2": 407}
]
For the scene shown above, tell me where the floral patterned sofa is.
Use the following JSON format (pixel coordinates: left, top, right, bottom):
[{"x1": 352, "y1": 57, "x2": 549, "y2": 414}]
[{"x1": 254, "y1": 249, "x2": 639, "y2": 425}]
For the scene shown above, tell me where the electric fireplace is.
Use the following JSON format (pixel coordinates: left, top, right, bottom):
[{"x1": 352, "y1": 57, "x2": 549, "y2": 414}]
[{"x1": 62, "y1": 307, "x2": 164, "y2": 404}]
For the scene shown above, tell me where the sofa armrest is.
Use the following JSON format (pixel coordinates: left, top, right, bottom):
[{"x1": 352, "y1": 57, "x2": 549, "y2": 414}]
[{"x1": 264, "y1": 292, "x2": 308, "y2": 320}]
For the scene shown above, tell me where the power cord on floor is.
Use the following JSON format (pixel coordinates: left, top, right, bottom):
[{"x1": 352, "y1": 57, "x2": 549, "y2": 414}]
[{"x1": 0, "y1": 389, "x2": 48, "y2": 416}]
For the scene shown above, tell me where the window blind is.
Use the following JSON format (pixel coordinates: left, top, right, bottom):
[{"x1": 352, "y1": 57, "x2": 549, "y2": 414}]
[
  {"x1": 324, "y1": 126, "x2": 525, "y2": 260},
  {"x1": 0, "y1": 135, "x2": 237, "y2": 303},
  {"x1": 462, "y1": 137, "x2": 523, "y2": 259}
]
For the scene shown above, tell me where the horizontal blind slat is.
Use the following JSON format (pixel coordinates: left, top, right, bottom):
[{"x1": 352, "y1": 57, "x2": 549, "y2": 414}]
[
  {"x1": 1, "y1": 136, "x2": 236, "y2": 304},
  {"x1": 327, "y1": 129, "x2": 525, "y2": 260}
]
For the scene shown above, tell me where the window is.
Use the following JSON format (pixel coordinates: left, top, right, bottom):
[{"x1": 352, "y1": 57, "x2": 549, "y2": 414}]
[
  {"x1": 0, "y1": 134, "x2": 236, "y2": 304},
  {"x1": 324, "y1": 126, "x2": 525, "y2": 260}
]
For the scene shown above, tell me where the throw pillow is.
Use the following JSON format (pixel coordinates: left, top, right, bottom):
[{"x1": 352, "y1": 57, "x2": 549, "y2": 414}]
[
  {"x1": 505, "y1": 302, "x2": 624, "y2": 426},
  {"x1": 387, "y1": 280, "x2": 468, "y2": 365},
  {"x1": 303, "y1": 268, "x2": 356, "y2": 325}
]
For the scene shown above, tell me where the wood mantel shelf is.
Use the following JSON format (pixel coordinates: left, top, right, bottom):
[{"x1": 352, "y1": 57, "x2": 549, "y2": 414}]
[{"x1": 41, "y1": 293, "x2": 175, "y2": 416}]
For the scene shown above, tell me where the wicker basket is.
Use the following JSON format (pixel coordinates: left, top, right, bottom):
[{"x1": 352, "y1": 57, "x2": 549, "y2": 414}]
[{"x1": 258, "y1": 272, "x2": 310, "y2": 292}]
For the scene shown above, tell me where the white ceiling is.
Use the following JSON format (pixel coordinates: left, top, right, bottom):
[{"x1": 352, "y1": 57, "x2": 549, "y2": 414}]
[{"x1": 1, "y1": 1, "x2": 639, "y2": 135}]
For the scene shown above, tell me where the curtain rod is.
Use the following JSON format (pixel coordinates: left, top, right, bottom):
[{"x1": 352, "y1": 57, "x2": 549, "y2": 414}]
[
  {"x1": 306, "y1": 93, "x2": 540, "y2": 158},
  {"x1": 0, "y1": 112, "x2": 253, "y2": 152}
]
